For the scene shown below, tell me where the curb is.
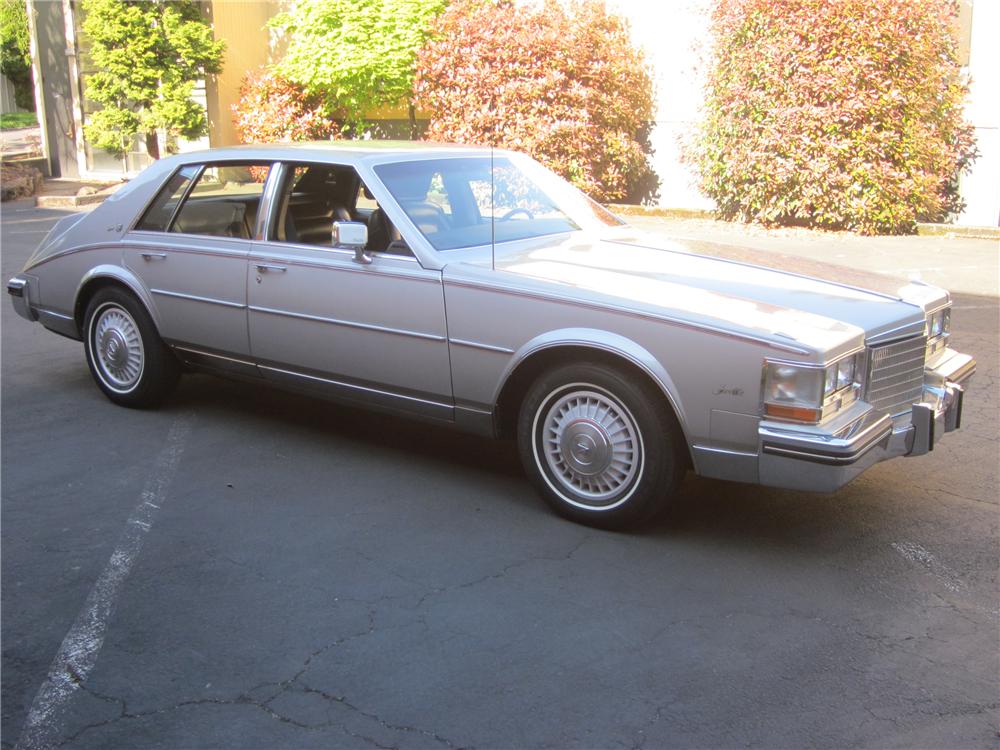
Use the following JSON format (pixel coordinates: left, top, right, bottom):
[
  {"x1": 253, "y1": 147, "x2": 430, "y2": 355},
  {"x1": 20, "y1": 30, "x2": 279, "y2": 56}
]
[
  {"x1": 36, "y1": 193, "x2": 108, "y2": 209},
  {"x1": 916, "y1": 223, "x2": 1000, "y2": 240},
  {"x1": 607, "y1": 204, "x2": 715, "y2": 220},
  {"x1": 610, "y1": 205, "x2": 1000, "y2": 240}
]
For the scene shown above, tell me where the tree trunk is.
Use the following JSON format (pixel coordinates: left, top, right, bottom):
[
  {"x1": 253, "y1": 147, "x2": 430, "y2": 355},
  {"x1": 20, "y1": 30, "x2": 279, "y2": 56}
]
[
  {"x1": 408, "y1": 103, "x2": 417, "y2": 141},
  {"x1": 145, "y1": 131, "x2": 160, "y2": 161}
]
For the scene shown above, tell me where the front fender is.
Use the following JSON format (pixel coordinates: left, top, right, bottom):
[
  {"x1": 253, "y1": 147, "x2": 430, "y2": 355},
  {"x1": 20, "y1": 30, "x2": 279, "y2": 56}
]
[{"x1": 495, "y1": 327, "x2": 689, "y2": 437}]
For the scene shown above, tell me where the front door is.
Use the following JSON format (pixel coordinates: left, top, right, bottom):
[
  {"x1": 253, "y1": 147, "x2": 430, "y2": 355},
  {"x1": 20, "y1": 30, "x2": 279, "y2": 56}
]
[{"x1": 247, "y1": 162, "x2": 453, "y2": 420}]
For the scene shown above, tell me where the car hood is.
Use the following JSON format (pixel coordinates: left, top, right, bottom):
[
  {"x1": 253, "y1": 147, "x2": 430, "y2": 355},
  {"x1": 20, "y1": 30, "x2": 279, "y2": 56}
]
[{"x1": 471, "y1": 230, "x2": 945, "y2": 357}]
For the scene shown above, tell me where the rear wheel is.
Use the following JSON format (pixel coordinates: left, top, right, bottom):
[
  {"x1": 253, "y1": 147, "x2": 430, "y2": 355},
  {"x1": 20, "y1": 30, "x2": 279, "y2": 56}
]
[
  {"x1": 83, "y1": 287, "x2": 179, "y2": 408},
  {"x1": 517, "y1": 362, "x2": 685, "y2": 529}
]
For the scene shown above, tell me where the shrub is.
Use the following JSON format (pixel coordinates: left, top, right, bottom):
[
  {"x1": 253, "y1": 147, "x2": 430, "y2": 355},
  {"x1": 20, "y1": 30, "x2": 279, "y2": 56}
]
[
  {"x1": 232, "y1": 69, "x2": 338, "y2": 144},
  {"x1": 269, "y1": 0, "x2": 446, "y2": 134},
  {"x1": 413, "y1": 0, "x2": 657, "y2": 204},
  {"x1": 0, "y1": 163, "x2": 42, "y2": 201},
  {"x1": 0, "y1": 0, "x2": 34, "y2": 111},
  {"x1": 686, "y1": 0, "x2": 977, "y2": 234}
]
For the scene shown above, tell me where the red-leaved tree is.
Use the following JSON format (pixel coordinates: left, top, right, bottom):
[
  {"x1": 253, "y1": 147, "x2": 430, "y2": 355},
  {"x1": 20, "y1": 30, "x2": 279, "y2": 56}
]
[
  {"x1": 414, "y1": 0, "x2": 657, "y2": 204},
  {"x1": 686, "y1": 0, "x2": 977, "y2": 234},
  {"x1": 232, "y1": 69, "x2": 338, "y2": 144}
]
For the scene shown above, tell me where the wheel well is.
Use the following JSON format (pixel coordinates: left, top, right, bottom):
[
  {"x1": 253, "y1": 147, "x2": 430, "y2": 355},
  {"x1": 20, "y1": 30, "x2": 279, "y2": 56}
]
[
  {"x1": 495, "y1": 345, "x2": 692, "y2": 466},
  {"x1": 74, "y1": 278, "x2": 133, "y2": 337}
]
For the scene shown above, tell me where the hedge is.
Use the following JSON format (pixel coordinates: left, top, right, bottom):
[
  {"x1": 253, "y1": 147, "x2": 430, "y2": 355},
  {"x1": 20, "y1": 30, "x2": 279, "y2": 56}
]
[
  {"x1": 414, "y1": 0, "x2": 657, "y2": 204},
  {"x1": 686, "y1": 0, "x2": 977, "y2": 234}
]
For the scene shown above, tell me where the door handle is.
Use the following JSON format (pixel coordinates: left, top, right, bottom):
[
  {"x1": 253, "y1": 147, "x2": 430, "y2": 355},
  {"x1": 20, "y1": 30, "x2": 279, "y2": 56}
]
[
  {"x1": 141, "y1": 252, "x2": 167, "y2": 260},
  {"x1": 255, "y1": 263, "x2": 287, "y2": 273}
]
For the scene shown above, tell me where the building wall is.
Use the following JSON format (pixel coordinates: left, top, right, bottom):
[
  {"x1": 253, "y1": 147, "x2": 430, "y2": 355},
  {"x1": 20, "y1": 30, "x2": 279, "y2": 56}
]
[
  {"x1": 203, "y1": 1, "x2": 281, "y2": 149},
  {"x1": 958, "y1": 0, "x2": 999, "y2": 227},
  {"x1": 31, "y1": 0, "x2": 79, "y2": 178},
  {"x1": 606, "y1": 0, "x2": 713, "y2": 211}
]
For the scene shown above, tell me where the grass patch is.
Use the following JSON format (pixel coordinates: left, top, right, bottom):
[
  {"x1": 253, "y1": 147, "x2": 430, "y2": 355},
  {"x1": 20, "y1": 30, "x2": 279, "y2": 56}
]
[{"x1": 0, "y1": 112, "x2": 38, "y2": 130}]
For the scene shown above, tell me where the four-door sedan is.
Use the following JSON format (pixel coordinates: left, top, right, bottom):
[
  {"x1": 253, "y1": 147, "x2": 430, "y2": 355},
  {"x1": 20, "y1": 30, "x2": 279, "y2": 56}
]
[{"x1": 8, "y1": 142, "x2": 976, "y2": 527}]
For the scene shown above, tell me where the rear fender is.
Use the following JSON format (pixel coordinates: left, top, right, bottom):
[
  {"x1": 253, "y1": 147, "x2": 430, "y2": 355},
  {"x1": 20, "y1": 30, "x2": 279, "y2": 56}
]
[{"x1": 75, "y1": 265, "x2": 160, "y2": 332}]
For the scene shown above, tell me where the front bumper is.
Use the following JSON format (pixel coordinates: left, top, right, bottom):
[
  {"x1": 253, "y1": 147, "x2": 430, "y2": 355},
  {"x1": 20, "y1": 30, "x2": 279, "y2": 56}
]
[{"x1": 758, "y1": 348, "x2": 975, "y2": 492}]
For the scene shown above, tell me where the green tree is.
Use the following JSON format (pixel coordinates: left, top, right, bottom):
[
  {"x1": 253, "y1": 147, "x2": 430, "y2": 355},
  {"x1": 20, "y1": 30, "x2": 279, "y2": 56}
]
[
  {"x1": 269, "y1": 0, "x2": 446, "y2": 135},
  {"x1": 80, "y1": 0, "x2": 225, "y2": 160},
  {"x1": 0, "y1": 0, "x2": 34, "y2": 111}
]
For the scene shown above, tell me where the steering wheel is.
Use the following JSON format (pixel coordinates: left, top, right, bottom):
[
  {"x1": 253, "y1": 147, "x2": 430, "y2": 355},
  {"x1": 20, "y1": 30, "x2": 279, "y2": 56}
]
[{"x1": 499, "y1": 207, "x2": 534, "y2": 221}]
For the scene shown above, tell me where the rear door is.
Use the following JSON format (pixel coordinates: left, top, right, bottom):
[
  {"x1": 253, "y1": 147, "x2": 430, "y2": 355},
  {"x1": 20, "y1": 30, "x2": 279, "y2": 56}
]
[{"x1": 123, "y1": 162, "x2": 273, "y2": 368}]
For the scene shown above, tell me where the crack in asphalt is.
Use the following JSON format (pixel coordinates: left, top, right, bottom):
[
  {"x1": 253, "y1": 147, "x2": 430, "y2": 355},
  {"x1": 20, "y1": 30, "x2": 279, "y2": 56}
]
[
  {"x1": 30, "y1": 523, "x2": 996, "y2": 748},
  {"x1": 620, "y1": 601, "x2": 998, "y2": 750},
  {"x1": 927, "y1": 485, "x2": 999, "y2": 508},
  {"x1": 50, "y1": 540, "x2": 608, "y2": 748},
  {"x1": 297, "y1": 683, "x2": 464, "y2": 749},
  {"x1": 50, "y1": 538, "x2": 595, "y2": 748},
  {"x1": 56, "y1": 638, "x2": 467, "y2": 750},
  {"x1": 412, "y1": 535, "x2": 594, "y2": 610}
]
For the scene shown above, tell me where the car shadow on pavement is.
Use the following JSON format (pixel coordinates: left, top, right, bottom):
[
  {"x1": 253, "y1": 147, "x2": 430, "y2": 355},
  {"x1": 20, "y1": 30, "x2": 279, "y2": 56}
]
[
  {"x1": 121, "y1": 288, "x2": 996, "y2": 549},
  {"x1": 159, "y1": 371, "x2": 906, "y2": 547},
  {"x1": 165, "y1": 372, "x2": 537, "y2": 506}
]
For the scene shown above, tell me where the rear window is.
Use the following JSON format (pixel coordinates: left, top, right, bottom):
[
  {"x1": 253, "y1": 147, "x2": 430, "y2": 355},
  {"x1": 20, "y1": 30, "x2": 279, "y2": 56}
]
[{"x1": 135, "y1": 165, "x2": 199, "y2": 232}]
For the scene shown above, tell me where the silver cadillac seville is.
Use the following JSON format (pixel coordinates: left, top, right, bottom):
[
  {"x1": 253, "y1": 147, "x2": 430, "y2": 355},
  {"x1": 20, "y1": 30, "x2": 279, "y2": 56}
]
[{"x1": 8, "y1": 142, "x2": 976, "y2": 528}]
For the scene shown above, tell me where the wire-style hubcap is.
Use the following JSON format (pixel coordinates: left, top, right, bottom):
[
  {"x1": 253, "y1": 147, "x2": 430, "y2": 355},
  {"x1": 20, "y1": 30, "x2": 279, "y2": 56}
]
[
  {"x1": 93, "y1": 305, "x2": 143, "y2": 391},
  {"x1": 540, "y1": 388, "x2": 640, "y2": 505}
]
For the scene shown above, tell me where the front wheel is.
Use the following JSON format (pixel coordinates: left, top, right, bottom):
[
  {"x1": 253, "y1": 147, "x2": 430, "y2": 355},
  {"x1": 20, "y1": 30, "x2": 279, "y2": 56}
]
[
  {"x1": 83, "y1": 287, "x2": 180, "y2": 408},
  {"x1": 517, "y1": 362, "x2": 685, "y2": 529}
]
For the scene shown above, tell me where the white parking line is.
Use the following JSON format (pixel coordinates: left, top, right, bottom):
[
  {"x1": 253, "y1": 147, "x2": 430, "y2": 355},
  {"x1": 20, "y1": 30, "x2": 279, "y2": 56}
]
[{"x1": 14, "y1": 415, "x2": 194, "y2": 750}]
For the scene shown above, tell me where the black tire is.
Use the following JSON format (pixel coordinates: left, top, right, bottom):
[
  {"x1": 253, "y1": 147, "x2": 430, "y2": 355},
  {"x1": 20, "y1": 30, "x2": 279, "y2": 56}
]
[
  {"x1": 517, "y1": 362, "x2": 685, "y2": 529},
  {"x1": 83, "y1": 287, "x2": 180, "y2": 408}
]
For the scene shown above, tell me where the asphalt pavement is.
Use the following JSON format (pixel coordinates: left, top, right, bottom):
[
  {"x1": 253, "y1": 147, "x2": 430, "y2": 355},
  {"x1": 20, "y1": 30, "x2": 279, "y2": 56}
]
[{"x1": 2, "y1": 199, "x2": 998, "y2": 749}]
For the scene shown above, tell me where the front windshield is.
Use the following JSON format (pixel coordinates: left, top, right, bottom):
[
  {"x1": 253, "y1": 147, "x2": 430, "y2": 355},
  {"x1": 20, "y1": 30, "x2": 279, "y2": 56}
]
[{"x1": 372, "y1": 154, "x2": 625, "y2": 252}]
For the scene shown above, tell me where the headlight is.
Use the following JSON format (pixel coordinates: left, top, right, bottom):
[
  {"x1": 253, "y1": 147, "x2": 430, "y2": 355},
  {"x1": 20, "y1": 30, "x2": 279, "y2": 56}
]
[
  {"x1": 837, "y1": 357, "x2": 855, "y2": 390},
  {"x1": 926, "y1": 308, "x2": 950, "y2": 338},
  {"x1": 764, "y1": 353, "x2": 860, "y2": 423},
  {"x1": 925, "y1": 307, "x2": 951, "y2": 359},
  {"x1": 930, "y1": 313, "x2": 943, "y2": 337},
  {"x1": 763, "y1": 362, "x2": 824, "y2": 422}
]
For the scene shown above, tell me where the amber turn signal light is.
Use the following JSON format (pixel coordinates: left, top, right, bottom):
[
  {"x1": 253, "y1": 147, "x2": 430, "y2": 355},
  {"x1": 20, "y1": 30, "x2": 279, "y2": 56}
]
[{"x1": 763, "y1": 403, "x2": 822, "y2": 423}]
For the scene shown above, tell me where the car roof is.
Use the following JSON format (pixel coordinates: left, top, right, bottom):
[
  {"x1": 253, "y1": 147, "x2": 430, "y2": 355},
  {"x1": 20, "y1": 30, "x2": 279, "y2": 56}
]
[{"x1": 165, "y1": 140, "x2": 499, "y2": 167}]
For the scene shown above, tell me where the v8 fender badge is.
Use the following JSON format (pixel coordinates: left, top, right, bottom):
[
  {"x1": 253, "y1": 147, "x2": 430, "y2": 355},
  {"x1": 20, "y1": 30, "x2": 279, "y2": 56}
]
[{"x1": 714, "y1": 386, "x2": 744, "y2": 396}]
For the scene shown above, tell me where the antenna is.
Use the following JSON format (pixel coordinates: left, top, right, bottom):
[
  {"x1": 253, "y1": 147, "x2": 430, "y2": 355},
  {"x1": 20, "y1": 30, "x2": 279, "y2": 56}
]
[{"x1": 490, "y1": 146, "x2": 495, "y2": 272}]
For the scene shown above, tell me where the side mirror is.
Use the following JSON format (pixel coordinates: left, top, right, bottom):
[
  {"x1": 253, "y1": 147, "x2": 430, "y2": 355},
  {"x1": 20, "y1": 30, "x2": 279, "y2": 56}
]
[{"x1": 332, "y1": 221, "x2": 371, "y2": 265}]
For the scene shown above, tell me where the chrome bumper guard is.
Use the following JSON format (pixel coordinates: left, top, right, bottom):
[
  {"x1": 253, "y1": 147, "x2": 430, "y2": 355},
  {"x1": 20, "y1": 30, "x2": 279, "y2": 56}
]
[
  {"x1": 7, "y1": 276, "x2": 37, "y2": 322},
  {"x1": 758, "y1": 349, "x2": 975, "y2": 492}
]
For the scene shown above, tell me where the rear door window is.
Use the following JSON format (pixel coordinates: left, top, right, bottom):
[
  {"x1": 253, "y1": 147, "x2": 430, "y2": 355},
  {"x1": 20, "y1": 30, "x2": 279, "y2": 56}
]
[{"x1": 171, "y1": 164, "x2": 271, "y2": 239}]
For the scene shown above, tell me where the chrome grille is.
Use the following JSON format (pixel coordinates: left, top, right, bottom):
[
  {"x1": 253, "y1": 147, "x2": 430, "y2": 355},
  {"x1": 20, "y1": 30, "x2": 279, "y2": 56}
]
[{"x1": 866, "y1": 335, "x2": 927, "y2": 416}]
